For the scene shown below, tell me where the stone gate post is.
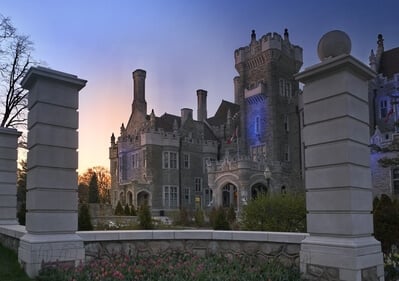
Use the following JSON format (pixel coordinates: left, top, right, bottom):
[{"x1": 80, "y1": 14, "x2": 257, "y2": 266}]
[
  {"x1": 0, "y1": 127, "x2": 21, "y2": 225},
  {"x1": 18, "y1": 67, "x2": 87, "y2": 277},
  {"x1": 295, "y1": 31, "x2": 384, "y2": 280}
]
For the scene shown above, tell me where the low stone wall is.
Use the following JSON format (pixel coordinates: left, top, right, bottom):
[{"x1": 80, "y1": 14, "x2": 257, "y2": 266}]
[
  {"x1": 0, "y1": 226, "x2": 308, "y2": 268},
  {"x1": 78, "y1": 230, "x2": 308, "y2": 266},
  {"x1": 0, "y1": 225, "x2": 26, "y2": 252}
]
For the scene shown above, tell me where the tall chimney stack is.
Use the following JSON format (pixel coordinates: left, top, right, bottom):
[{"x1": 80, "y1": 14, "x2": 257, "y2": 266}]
[
  {"x1": 197, "y1": 89, "x2": 207, "y2": 122},
  {"x1": 132, "y1": 69, "x2": 147, "y2": 114}
]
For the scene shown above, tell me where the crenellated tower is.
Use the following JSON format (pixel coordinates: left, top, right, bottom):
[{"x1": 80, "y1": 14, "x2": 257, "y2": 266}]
[{"x1": 233, "y1": 29, "x2": 303, "y2": 190}]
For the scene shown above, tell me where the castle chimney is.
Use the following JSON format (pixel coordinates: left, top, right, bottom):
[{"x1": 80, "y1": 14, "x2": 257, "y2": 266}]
[
  {"x1": 181, "y1": 108, "x2": 193, "y2": 125},
  {"x1": 132, "y1": 69, "x2": 147, "y2": 114},
  {"x1": 197, "y1": 89, "x2": 207, "y2": 122}
]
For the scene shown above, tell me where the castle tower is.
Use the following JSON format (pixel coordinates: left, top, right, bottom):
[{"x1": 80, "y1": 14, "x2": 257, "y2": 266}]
[
  {"x1": 132, "y1": 69, "x2": 147, "y2": 115},
  {"x1": 233, "y1": 29, "x2": 303, "y2": 190},
  {"x1": 197, "y1": 89, "x2": 207, "y2": 122}
]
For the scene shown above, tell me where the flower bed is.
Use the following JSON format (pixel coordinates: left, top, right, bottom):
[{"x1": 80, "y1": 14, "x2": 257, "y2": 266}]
[{"x1": 36, "y1": 252, "x2": 303, "y2": 281}]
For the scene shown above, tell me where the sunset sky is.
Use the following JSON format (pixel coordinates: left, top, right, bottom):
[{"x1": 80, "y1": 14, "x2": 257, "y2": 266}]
[{"x1": 2, "y1": 0, "x2": 399, "y2": 173}]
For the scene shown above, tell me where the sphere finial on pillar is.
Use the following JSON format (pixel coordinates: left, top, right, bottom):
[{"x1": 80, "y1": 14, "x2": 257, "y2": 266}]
[{"x1": 317, "y1": 30, "x2": 351, "y2": 61}]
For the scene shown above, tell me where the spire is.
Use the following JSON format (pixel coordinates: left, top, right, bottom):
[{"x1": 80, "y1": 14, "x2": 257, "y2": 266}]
[
  {"x1": 377, "y1": 34, "x2": 384, "y2": 49},
  {"x1": 375, "y1": 34, "x2": 384, "y2": 71},
  {"x1": 111, "y1": 133, "x2": 115, "y2": 145},
  {"x1": 369, "y1": 49, "x2": 376, "y2": 71},
  {"x1": 120, "y1": 123, "x2": 125, "y2": 135},
  {"x1": 251, "y1": 30, "x2": 256, "y2": 43},
  {"x1": 284, "y1": 28, "x2": 289, "y2": 41},
  {"x1": 150, "y1": 109, "x2": 156, "y2": 129}
]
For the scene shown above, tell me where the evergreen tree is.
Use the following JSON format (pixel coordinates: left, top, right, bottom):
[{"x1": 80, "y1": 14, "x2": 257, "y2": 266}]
[
  {"x1": 16, "y1": 160, "x2": 27, "y2": 225},
  {"x1": 78, "y1": 204, "x2": 93, "y2": 231},
  {"x1": 130, "y1": 205, "x2": 137, "y2": 216},
  {"x1": 114, "y1": 201, "x2": 124, "y2": 215},
  {"x1": 88, "y1": 172, "x2": 99, "y2": 203},
  {"x1": 138, "y1": 203, "x2": 153, "y2": 229},
  {"x1": 124, "y1": 204, "x2": 131, "y2": 216}
]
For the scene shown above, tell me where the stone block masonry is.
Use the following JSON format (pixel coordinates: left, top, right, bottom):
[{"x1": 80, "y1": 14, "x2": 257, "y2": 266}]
[
  {"x1": 17, "y1": 67, "x2": 87, "y2": 278},
  {"x1": 296, "y1": 31, "x2": 384, "y2": 281},
  {"x1": 0, "y1": 128, "x2": 21, "y2": 225}
]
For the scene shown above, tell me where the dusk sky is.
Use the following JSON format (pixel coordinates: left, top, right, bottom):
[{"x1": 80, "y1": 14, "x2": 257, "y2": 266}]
[{"x1": 2, "y1": 0, "x2": 399, "y2": 173}]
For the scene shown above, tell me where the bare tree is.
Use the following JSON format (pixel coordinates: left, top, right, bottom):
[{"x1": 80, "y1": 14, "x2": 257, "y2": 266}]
[
  {"x1": 0, "y1": 15, "x2": 33, "y2": 128},
  {"x1": 79, "y1": 166, "x2": 111, "y2": 204}
]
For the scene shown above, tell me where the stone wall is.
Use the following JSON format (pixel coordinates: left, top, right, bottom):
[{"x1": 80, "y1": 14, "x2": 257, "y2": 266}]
[
  {"x1": 0, "y1": 225, "x2": 26, "y2": 252},
  {"x1": 0, "y1": 226, "x2": 307, "y2": 268},
  {"x1": 78, "y1": 230, "x2": 307, "y2": 266}
]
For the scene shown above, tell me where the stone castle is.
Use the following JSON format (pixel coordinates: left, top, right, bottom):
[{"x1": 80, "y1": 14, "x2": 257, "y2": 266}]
[{"x1": 109, "y1": 30, "x2": 399, "y2": 213}]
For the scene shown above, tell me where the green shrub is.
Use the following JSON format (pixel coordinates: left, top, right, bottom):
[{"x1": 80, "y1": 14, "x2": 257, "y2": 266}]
[
  {"x1": 211, "y1": 207, "x2": 230, "y2": 230},
  {"x1": 130, "y1": 204, "x2": 137, "y2": 216},
  {"x1": 241, "y1": 192, "x2": 306, "y2": 232},
  {"x1": 17, "y1": 202, "x2": 26, "y2": 225},
  {"x1": 194, "y1": 208, "x2": 205, "y2": 227},
  {"x1": 114, "y1": 201, "x2": 124, "y2": 215},
  {"x1": 227, "y1": 205, "x2": 236, "y2": 224},
  {"x1": 138, "y1": 202, "x2": 153, "y2": 229},
  {"x1": 124, "y1": 204, "x2": 131, "y2": 215},
  {"x1": 78, "y1": 204, "x2": 93, "y2": 231},
  {"x1": 373, "y1": 194, "x2": 399, "y2": 253},
  {"x1": 174, "y1": 207, "x2": 191, "y2": 226}
]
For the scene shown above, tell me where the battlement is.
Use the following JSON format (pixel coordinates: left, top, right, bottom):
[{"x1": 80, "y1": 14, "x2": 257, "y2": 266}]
[{"x1": 234, "y1": 30, "x2": 303, "y2": 65}]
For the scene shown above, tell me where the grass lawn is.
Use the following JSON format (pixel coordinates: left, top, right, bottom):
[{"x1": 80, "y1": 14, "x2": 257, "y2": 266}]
[{"x1": 0, "y1": 244, "x2": 32, "y2": 281}]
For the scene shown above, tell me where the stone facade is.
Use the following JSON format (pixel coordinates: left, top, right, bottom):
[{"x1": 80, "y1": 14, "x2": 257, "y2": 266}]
[
  {"x1": 110, "y1": 30, "x2": 304, "y2": 213},
  {"x1": 369, "y1": 34, "x2": 399, "y2": 197}
]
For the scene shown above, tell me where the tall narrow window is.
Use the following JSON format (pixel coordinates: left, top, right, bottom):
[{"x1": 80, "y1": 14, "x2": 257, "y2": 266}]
[
  {"x1": 392, "y1": 168, "x2": 399, "y2": 195},
  {"x1": 120, "y1": 154, "x2": 127, "y2": 181},
  {"x1": 255, "y1": 116, "x2": 260, "y2": 134},
  {"x1": 380, "y1": 99, "x2": 388, "y2": 119},
  {"x1": 279, "y1": 79, "x2": 285, "y2": 96},
  {"x1": 284, "y1": 144, "x2": 290, "y2": 162},
  {"x1": 195, "y1": 177, "x2": 202, "y2": 192},
  {"x1": 183, "y1": 187, "x2": 190, "y2": 205},
  {"x1": 183, "y1": 153, "x2": 190, "y2": 169},
  {"x1": 284, "y1": 115, "x2": 289, "y2": 133},
  {"x1": 163, "y1": 151, "x2": 169, "y2": 169}
]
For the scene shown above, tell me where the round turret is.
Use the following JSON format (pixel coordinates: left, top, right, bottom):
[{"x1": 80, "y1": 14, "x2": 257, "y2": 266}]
[{"x1": 317, "y1": 30, "x2": 351, "y2": 61}]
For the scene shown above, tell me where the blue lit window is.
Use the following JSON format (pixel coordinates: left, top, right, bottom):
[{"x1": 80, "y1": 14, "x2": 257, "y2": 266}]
[{"x1": 255, "y1": 116, "x2": 260, "y2": 134}]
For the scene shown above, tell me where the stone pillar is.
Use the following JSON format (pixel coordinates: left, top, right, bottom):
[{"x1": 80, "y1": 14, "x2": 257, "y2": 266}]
[
  {"x1": 296, "y1": 31, "x2": 384, "y2": 280},
  {"x1": 18, "y1": 67, "x2": 87, "y2": 277},
  {"x1": 0, "y1": 127, "x2": 21, "y2": 225}
]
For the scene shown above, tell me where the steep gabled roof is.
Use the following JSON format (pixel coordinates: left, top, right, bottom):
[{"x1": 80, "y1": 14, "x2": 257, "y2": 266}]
[
  {"x1": 379, "y1": 47, "x2": 399, "y2": 78},
  {"x1": 207, "y1": 100, "x2": 240, "y2": 126},
  {"x1": 156, "y1": 113, "x2": 181, "y2": 131}
]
